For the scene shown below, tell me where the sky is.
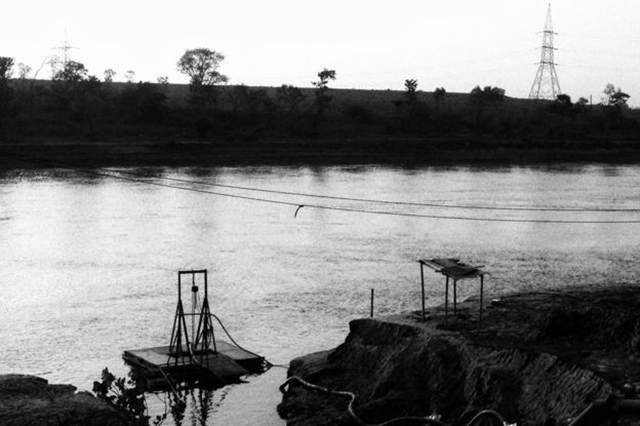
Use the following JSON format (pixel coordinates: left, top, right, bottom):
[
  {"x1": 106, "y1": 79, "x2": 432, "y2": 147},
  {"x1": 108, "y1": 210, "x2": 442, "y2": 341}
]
[{"x1": 3, "y1": 0, "x2": 640, "y2": 106}]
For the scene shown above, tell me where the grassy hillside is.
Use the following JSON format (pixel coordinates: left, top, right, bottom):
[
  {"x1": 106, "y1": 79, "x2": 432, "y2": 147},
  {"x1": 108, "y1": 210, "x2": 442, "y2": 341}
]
[
  {"x1": 1, "y1": 79, "x2": 639, "y2": 154},
  {"x1": 131, "y1": 81, "x2": 540, "y2": 115}
]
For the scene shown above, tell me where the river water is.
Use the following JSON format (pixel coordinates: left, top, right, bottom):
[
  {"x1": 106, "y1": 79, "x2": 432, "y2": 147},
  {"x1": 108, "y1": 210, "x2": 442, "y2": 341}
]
[{"x1": 1, "y1": 163, "x2": 639, "y2": 424}]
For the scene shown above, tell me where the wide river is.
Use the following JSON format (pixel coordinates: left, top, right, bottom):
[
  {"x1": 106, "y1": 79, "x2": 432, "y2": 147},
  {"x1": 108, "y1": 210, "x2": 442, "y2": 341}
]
[{"x1": 1, "y1": 163, "x2": 639, "y2": 424}]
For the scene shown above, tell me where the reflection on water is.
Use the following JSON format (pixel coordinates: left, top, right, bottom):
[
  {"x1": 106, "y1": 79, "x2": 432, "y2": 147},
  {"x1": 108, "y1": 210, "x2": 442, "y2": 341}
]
[
  {"x1": 165, "y1": 387, "x2": 217, "y2": 426},
  {"x1": 0, "y1": 164, "x2": 639, "y2": 425}
]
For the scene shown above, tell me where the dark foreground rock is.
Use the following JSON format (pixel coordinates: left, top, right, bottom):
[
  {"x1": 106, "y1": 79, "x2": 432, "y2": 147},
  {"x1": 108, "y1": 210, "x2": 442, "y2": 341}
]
[
  {"x1": 278, "y1": 286, "x2": 640, "y2": 426},
  {"x1": 0, "y1": 374, "x2": 128, "y2": 426}
]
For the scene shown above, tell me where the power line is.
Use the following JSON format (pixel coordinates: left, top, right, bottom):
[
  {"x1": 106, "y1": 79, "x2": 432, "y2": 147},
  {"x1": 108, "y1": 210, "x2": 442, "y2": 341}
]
[
  {"x1": 0, "y1": 151, "x2": 639, "y2": 224},
  {"x1": 110, "y1": 170, "x2": 640, "y2": 213}
]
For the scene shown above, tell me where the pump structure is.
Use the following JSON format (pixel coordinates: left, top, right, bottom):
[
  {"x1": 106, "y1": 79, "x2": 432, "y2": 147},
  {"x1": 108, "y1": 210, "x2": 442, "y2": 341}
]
[
  {"x1": 123, "y1": 269, "x2": 265, "y2": 391},
  {"x1": 169, "y1": 270, "x2": 218, "y2": 363}
]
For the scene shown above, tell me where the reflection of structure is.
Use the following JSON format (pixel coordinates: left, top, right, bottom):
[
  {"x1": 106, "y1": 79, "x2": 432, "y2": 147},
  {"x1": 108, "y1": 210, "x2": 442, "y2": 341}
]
[
  {"x1": 418, "y1": 258, "x2": 486, "y2": 325},
  {"x1": 123, "y1": 269, "x2": 265, "y2": 390},
  {"x1": 529, "y1": 3, "x2": 562, "y2": 100}
]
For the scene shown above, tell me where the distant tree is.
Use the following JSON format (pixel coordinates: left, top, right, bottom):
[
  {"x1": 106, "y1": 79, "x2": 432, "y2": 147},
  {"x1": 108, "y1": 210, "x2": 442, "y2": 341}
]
[
  {"x1": 51, "y1": 61, "x2": 88, "y2": 107},
  {"x1": 470, "y1": 85, "x2": 505, "y2": 104},
  {"x1": 276, "y1": 85, "x2": 305, "y2": 116},
  {"x1": 601, "y1": 83, "x2": 630, "y2": 108},
  {"x1": 392, "y1": 78, "x2": 423, "y2": 121},
  {"x1": 52, "y1": 60, "x2": 88, "y2": 82},
  {"x1": 469, "y1": 85, "x2": 505, "y2": 128},
  {"x1": 50, "y1": 61, "x2": 96, "y2": 112},
  {"x1": 434, "y1": 87, "x2": 446, "y2": 109},
  {"x1": 403, "y1": 79, "x2": 418, "y2": 107},
  {"x1": 177, "y1": 48, "x2": 228, "y2": 107},
  {"x1": 117, "y1": 82, "x2": 167, "y2": 122},
  {"x1": 312, "y1": 68, "x2": 336, "y2": 117},
  {"x1": 0, "y1": 57, "x2": 15, "y2": 80},
  {"x1": 245, "y1": 88, "x2": 272, "y2": 116},
  {"x1": 549, "y1": 94, "x2": 573, "y2": 117},
  {"x1": 312, "y1": 69, "x2": 336, "y2": 89},
  {"x1": 177, "y1": 48, "x2": 227, "y2": 86},
  {"x1": 227, "y1": 84, "x2": 272, "y2": 118},
  {"x1": 103, "y1": 69, "x2": 116, "y2": 83},
  {"x1": 556, "y1": 94, "x2": 572, "y2": 106},
  {"x1": 576, "y1": 97, "x2": 589, "y2": 107},
  {"x1": 228, "y1": 84, "x2": 250, "y2": 113},
  {"x1": 602, "y1": 83, "x2": 615, "y2": 105},
  {"x1": 610, "y1": 90, "x2": 630, "y2": 107},
  {"x1": 157, "y1": 76, "x2": 169, "y2": 85},
  {"x1": 17, "y1": 62, "x2": 31, "y2": 79},
  {"x1": 0, "y1": 57, "x2": 15, "y2": 128},
  {"x1": 124, "y1": 70, "x2": 136, "y2": 83}
]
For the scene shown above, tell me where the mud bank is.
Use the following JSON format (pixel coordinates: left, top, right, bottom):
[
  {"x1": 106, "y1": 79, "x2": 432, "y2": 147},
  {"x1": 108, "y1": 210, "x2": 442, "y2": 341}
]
[
  {"x1": 0, "y1": 374, "x2": 128, "y2": 426},
  {"x1": 278, "y1": 286, "x2": 640, "y2": 426}
]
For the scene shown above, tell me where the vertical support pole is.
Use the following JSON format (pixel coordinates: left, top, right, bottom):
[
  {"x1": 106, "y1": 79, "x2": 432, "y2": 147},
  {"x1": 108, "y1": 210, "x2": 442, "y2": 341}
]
[
  {"x1": 453, "y1": 279, "x2": 458, "y2": 316},
  {"x1": 191, "y1": 273, "x2": 196, "y2": 352},
  {"x1": 178, "y1": 271, "x2": 182, "y2": 301},
  {"x1": 370, "y1": 288, "x2": 374, "y2": 318},
  {"x1": 479, "y1": 274, "x2": 484, "y2": 328},
  {"x1": 445, "y1": 275, "x2": 449, "y2": 323},
  {"x1": 206, "y1": 270, "x2": 217, "y2": 354},
  {"x1": 420, "y1": 262, "x2": 426, "y2": 321},
  {"x1": 204, "y1": 269, "x2": 208, "y2": 300}
]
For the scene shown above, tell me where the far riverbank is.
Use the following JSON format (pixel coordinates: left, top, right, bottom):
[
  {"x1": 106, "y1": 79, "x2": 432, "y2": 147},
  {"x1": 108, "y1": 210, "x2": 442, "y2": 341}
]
[{"x1": 1, "y1": 137, "x2": 640, "y2": 169}]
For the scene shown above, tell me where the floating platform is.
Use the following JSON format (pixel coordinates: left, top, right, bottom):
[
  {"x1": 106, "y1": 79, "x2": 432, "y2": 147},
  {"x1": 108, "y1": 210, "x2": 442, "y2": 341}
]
[
  {"x1": 123, "y1": 270, "x2": 266, "y2": 391},
  {"x1": 123, "y1": 341, "x2": 266, "y2": 391}
]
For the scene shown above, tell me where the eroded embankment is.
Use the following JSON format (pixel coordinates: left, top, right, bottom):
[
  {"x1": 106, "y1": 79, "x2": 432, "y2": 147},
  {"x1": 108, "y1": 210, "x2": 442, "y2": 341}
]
[
  {"x1": 278, "y1": 286, "x2": 640, "y2": 426},
  {"x1": 0, "y1": 375, "x2": 127, "y2": 426}
]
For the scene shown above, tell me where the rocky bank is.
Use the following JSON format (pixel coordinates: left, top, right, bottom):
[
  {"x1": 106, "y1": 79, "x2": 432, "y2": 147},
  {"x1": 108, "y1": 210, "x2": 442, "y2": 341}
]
[
  {"x1": 278, "y1": 286, "x2": 640, "y2": 426},
  {"x1": 0, "y1": 374, "x2": 130, "y2": 426}
]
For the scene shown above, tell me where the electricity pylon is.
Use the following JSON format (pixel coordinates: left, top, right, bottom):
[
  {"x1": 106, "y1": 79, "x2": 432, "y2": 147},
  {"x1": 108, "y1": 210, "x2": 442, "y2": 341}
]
[
  {"x1": 529, "y1": 3, "x2": 561, "y2": 100},
  {"x1": 51, "y1": 29, "x2": 77, "y2": 74}
]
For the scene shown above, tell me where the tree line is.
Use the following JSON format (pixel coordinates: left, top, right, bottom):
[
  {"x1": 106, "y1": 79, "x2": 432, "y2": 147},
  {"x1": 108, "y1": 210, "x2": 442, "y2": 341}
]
[{"x1": 0, "y1": 49, "x2": 638, "y2": 143}]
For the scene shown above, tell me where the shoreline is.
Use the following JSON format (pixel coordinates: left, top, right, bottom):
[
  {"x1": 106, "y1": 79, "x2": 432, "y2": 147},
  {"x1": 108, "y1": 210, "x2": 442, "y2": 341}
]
[
  {"x1": 1, "y1": 137, "x2": 640, "y2": 169},
  {"x1": 0, "y1": 374, "x2": 129, "y2": 426},
  {"x1": 278, "y1": 285, "x2": 640, "y2": 425}
]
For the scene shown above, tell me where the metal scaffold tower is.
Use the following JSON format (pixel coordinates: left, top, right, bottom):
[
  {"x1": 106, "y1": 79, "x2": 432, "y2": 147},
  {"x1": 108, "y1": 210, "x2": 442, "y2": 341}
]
[
  {"x1": 529, "y1": 3, "x2": 562, "y2": 100},
  {"x1": 169, "y1": 270, "x2": 218, "y2": 365}
]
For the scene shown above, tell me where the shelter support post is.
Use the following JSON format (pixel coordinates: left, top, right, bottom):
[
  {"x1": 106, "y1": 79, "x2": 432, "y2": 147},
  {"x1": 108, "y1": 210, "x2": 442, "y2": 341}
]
[
  {"x1": 453, "y1": 279, "x2": 458, "y2": 316},
  {"x1": 420, "y1": 262, "x2": 426, "y2": 321},
  {"x1": 445, "y1": 276, "x2": 449, "y2": 323},
  {"x1": 479, "y1": 274, "x2": 484, "y2": 328}
]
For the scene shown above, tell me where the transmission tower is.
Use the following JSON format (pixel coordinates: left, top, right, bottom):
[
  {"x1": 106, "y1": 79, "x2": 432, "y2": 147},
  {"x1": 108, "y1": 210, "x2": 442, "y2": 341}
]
[
  {"x1": 529, "y1": 3, "x2": 561, "y2": 100},
  {"x1": 51, "y1": 30, "x2": 78, "y2": 73}
]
